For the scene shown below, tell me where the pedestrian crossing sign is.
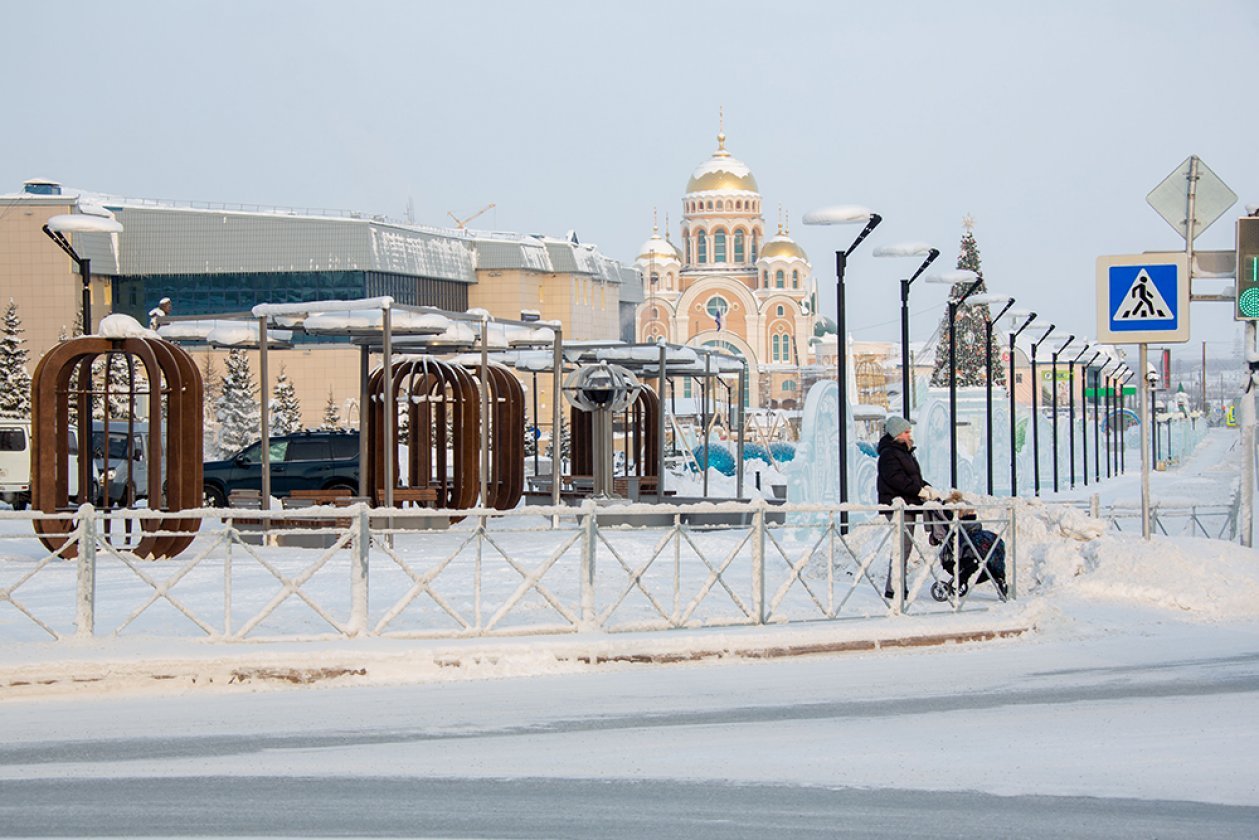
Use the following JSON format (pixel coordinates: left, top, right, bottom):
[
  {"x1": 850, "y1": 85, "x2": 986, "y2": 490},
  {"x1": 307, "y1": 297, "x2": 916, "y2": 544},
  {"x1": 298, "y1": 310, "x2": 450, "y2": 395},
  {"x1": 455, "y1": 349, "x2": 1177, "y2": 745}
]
[{"x1": 1095, "y1": 252, "x2": 1190, "y2": 343}]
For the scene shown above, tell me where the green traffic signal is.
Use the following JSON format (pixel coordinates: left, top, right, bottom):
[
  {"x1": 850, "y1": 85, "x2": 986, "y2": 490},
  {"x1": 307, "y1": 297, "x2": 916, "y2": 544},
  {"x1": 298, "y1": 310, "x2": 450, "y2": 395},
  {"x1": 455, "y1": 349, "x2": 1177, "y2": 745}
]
[{"x1": 1237, "y1": 218, "x2": 1259, "y2": 320}]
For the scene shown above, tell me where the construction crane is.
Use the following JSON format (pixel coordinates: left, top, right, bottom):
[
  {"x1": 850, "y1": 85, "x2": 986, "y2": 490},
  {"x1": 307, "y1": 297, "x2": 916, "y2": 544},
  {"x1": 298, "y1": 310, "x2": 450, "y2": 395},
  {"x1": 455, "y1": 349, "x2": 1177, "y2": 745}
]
[{"x1": 448, "y1": 203, "x2": 495, "y2": 229}]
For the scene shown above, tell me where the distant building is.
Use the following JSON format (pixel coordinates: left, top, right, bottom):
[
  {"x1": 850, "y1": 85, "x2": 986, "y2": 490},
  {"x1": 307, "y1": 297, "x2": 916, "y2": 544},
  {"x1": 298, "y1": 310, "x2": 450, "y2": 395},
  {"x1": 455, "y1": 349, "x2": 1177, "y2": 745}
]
[
  {"x1": 0, "y1": 180, "x2": 638, "y2": 428},
  {"x1": 634, "y1": 129, "x2": 816, "y2": 410}
]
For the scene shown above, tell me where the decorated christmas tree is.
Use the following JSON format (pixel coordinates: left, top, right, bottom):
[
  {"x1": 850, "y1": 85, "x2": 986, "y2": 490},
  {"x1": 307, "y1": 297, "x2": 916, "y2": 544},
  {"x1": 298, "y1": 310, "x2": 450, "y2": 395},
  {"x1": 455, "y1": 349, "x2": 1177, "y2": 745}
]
[
  {"x1": 929, "y1": 218, "x2": 1007, "y2": 388},
  {"x1": 270, "y1": 366, "x2": 302, "y2": 435},
  {"x1": 216, "y1": 348, "x2": 260, "y2": 457},
  {"x1": 0, "y1": 300, "x2": 31, "y2": 419}
]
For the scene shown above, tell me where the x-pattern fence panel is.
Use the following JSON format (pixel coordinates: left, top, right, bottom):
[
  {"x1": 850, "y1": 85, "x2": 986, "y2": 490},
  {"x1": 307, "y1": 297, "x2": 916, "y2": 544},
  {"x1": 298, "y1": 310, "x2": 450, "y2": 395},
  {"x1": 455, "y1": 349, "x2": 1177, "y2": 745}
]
[{"x1": 0, "y1": 500, "x2": 1020, "y2": 643}]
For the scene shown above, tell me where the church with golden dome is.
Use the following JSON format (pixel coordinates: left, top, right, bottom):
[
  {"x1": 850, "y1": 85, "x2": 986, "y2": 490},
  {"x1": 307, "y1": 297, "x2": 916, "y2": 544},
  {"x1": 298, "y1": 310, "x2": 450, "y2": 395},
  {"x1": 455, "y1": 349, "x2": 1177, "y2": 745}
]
[{"x1": 635, "y1": 127, "x2": 817, "y2": 409}]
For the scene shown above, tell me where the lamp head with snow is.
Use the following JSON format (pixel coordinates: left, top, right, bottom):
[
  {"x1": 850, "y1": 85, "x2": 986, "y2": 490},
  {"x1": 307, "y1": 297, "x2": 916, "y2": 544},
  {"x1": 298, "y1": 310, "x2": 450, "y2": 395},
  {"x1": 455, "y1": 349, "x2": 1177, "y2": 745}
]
[
  {"x1": 802, "y1": 205, "x2": 876, "y2": 225},
  {"x1": 965, "y1": 293, "x2": 1013, "y2": 306},
  {"x1": 923, "y1": 270, "x2": 979, "y2": 286},
  {"x1": 872, "y1": 242, "x2": 936, "y2": 258},
  {"x1": 44, "y1": 214, "x2": 124, "y2": 235}
]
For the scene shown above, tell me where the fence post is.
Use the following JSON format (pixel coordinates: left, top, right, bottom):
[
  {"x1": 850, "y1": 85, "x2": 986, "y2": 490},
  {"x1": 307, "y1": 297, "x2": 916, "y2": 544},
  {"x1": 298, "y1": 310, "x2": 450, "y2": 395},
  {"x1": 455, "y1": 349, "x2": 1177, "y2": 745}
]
[
  {"x1": 74, "y1": 505, "x2": 97, "y2": 639},
  {"x1": 580, "y1": 499, "x2": 597, "y2": 630},
  {"x1": 349, "y1": 503, "x2": 370, "y2": 636},
  {"x1": 893, "y1": 505, "x2": 905, "y2": 615},
  {"x1": 1089, "y1": 493, "x2": 1100, "y2": 520},
  {"x1": 752, "y1": 499, "x2": 766, "y2": 624},
  {"x1": 1007, "y1": 504, "x2": 1018, "y2": 600}
]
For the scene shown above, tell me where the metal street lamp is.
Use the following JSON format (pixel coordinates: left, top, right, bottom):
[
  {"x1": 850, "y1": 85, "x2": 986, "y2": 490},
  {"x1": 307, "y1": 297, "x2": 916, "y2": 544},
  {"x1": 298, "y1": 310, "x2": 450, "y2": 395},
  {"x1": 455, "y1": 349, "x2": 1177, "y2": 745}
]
[
  {"x1": 1049, "y1": 335, "x2": 1077, "y2": 493},
  {"x1": 1078, "y1": 349, "x2": 1102, "y2": 487},
  {"x1": 872, "y1": 242, "x2": 939, "y2": 420},
  {"x1": 802, "y1": 205, "x2": 882, "y2": 528},
  {"x1": 1029, "y1": 324, "x2": 1056, "y2": 496},
  {"x1": 924, "y1": 269, "x2": 982, "y2": 487},
  {"x1": 1005, "y1": 310, "x2": 1036, "y2": 497},
  {"x1": 966, "y1": 293, "x2": 1014, "y2": 495},
  {"x1": 42, "y1": 212, "x2": 124, "y2": 334},
  {"x1": 1066, "y1": 341, "x2": 1092, "y2": 489}
]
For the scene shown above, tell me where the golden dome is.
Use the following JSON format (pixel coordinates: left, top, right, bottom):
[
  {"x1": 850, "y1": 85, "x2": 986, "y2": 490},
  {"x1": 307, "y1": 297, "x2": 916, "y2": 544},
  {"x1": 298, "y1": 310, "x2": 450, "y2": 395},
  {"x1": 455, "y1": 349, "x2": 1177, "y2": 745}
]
[
  {"x1": 686, "y1": 131, "x2": 759, "y2": 194},
  {"x1": 759, "y1": 233, "x2": 808, "y2": 262}
]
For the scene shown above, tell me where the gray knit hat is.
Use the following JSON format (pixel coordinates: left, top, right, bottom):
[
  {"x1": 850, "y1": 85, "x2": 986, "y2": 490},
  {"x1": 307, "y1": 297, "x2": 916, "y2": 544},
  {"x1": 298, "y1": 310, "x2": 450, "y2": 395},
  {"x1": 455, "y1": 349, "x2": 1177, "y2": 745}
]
[{"x1": 884, "y1": 416, "x2": 912, "y2": 437}]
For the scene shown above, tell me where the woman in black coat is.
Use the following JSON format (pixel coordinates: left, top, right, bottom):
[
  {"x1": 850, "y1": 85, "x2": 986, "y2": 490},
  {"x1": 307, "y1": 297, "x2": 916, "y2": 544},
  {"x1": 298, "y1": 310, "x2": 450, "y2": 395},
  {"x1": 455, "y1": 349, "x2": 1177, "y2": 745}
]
[{"x1": 876, "y1": 416, "x2": 938, "y2": 599}]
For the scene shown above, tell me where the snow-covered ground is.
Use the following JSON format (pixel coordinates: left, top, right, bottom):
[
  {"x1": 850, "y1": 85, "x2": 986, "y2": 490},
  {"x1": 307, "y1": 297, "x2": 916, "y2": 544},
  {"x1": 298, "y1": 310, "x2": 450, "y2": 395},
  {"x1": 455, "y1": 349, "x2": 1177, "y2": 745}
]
[{"x1": 0, "y1": 428, "x2": 1257, "y2": 836}]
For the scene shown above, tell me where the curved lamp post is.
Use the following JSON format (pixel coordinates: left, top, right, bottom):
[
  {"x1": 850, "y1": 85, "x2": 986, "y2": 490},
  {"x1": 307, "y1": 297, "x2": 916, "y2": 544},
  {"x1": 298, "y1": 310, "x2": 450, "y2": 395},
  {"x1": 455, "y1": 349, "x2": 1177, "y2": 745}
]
[
  {"x1": 1029, "y1": 324, "x2": 1056, "y2": 496},
  {"x1": 1066, "y1": 341, "x2": 1092, "y2": 489},
  {"x1": 924, "y1": 270, "x2": 982, "y2": 487},
  {"x1": 1005, "y1": 310, "x2": 1036, "y2": 497},
  {"x1": 872, "y1": 242, "x2": 938, "y2": 420},
  {"x1": 1078, "y1": 348, "x2": 1101, "y2": 487},
  {"x1": 42, "y1": 212, "x2": 124, "y2": 334},
  {"x1": 967, "y1": 293, "x2": 1014, "y2": 495},
  {"x1": 802, "y1": 205, "x2": 882, "y2": 529},
  {"x1": 1048, "y1": 335, "x2": 1077, "y2": 493}
]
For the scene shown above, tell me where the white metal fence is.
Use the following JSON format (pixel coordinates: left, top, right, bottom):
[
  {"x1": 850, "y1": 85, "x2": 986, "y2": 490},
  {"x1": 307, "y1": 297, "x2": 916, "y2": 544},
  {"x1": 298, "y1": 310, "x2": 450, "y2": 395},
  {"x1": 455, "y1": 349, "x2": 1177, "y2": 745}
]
[
  {"x1": 0, "y1": 501, "x2": 1017, "y2": 643},
  {"x1": 1076, "y1": 493, "x2": 1239, "y2": 540}
]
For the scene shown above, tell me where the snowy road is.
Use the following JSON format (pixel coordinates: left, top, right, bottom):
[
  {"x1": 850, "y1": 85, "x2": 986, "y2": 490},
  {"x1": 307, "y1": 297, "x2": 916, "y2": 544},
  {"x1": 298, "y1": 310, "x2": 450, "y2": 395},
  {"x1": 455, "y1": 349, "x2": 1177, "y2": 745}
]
[{"x1": 2, "y1": 609, "x2": 1258, "y2": 837}]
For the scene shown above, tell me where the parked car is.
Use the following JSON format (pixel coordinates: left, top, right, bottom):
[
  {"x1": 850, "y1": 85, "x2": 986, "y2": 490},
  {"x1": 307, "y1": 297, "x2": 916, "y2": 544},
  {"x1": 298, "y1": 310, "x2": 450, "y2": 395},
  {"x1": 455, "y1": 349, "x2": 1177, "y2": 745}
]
[
  {"x1": 202, "y1": 430, "x2": 360, "y2": 506},
  {"x1": 1, "y1": 419, "x2": 92, "y2": 509},
  {"x1": 91, "y1": 419, "x2": 158, "y2": 505}
]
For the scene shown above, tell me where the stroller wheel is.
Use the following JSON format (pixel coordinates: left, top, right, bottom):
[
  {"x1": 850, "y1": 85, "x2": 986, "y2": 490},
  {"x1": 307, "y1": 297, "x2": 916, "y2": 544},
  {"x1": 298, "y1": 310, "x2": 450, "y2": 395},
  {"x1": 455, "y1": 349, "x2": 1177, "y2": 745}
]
[{"x1": 930, "y1": 581, "x2": 951, "y2": 602}]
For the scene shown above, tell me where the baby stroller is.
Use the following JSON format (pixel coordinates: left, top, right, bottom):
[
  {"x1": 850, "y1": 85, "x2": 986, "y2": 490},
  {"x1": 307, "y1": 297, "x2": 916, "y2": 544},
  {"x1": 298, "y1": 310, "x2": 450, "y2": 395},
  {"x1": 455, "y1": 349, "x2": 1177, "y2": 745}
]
[{"x1": 923, "y1": 506, "x2": 1009, "y2": 601}]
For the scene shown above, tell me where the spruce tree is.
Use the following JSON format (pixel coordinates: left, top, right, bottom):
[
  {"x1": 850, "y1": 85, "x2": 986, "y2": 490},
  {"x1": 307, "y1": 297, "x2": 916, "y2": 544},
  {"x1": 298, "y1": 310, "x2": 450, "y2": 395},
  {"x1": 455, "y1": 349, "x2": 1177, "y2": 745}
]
[
  {"x1": 201, "y1": 355, "x2": 222, "y2": 458},
  {"x1": 0, "y1": 300, "x2": 32, "y2": 418},
  {"x1": 216, "y1": 348, "x2": 260, "y2": 456},
  {"x1": 320, "y1": 387, "x2": 341, "y2": 430},
  {"x1": 92, "y1": 353, "x2": 147, "y2": 420},
  {"x1": 270, "y1": 366, "x2": 303, "y2": 435},
  {"x1": 929, "y1": 219, "x2": 1007, "y2": 388}
]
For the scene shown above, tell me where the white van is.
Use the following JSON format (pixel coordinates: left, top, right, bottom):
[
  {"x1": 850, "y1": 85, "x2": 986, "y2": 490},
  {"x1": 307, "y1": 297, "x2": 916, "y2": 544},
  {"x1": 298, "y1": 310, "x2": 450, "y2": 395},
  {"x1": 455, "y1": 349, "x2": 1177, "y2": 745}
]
[{"x1": 0, "y1": 419, "x2": 88, "y2": 509}]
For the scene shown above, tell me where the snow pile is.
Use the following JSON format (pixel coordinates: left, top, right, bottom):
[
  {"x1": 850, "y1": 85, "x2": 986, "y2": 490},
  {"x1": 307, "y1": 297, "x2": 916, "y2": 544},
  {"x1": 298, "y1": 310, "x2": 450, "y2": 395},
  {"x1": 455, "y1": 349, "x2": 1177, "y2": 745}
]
[
  {"x1": 999, "y1": 494, "x2": 1259, "y2": 621},
  {"x1": 97, "y1": 313, "x2": 158, "y2": 340}
]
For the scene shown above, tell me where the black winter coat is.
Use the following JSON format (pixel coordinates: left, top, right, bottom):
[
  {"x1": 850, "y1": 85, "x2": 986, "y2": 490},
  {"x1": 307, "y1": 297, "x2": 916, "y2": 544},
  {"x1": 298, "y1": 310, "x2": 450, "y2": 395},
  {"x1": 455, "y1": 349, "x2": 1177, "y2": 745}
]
[{"x1": 876, "y1": 433, "x2": 929, "y2": 506}]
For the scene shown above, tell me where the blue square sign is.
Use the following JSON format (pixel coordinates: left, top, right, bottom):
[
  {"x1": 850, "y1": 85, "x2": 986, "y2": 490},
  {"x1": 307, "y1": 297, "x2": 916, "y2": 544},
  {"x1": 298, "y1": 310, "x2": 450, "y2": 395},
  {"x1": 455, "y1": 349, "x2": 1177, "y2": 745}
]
[{"x1": 1095, "y1": 253, "x2": 1190, "y2": 343}]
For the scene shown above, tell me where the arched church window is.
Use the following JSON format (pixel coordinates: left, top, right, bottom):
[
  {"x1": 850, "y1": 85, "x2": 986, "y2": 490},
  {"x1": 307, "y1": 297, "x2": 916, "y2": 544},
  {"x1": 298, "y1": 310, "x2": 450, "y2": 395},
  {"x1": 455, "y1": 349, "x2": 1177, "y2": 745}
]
[
  {"x1": 734, "y1": 230, "x2": 745, "y2": 263},
  {"x1": 775, "y1": 270, "x2": 784, "y2": 289},
  {"x1": 697, "y1": 231, "x2": 707, "y2": 263},
  {"x1": 650, "y1": 272, "x2": 659, "y2": 286},
  {"x1": 706, "y1": 200, "x2": 713, "y2": 210},
  {"x1": 751, "y1": 234, "x2": 759, "y2": 262},
  {"x1": 685, "y1": 238, "x2": 692, "y2": 263},
  {"x1": 762, "y1": 270, "x2": 768, "y2": 287},
  {"x1": 792, "y1": 270, "x2": 800, "y2": 289},
  {"x1": 736, "y1": 200, "x2": 743, "y2": 210},
  {"x1": 714, "y1": 230, "x2": 727, "y2": 263},
  {"x1": 777, "y1": 305, "x2": 785, "y2": 316}
]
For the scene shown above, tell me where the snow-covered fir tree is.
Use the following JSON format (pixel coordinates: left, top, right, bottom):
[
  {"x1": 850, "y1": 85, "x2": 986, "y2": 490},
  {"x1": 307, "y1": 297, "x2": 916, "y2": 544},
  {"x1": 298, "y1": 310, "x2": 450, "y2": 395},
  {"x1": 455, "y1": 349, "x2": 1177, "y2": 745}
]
[
  {"x1": 216, "y1": 348, "x2": 260, "y2": 456},
  {"x1": 0, "y1": 300, "x2": 32, "y2": 418},
  {"x1": 201, "y1": 355, "x2": 222, "y2": 459},
  {"x1": 92, "y1": 352, "x2": 146, "y2": 419},
  {"x1": 320, "y1": 387, "x2": 341, "y2": 430},
  {"x1": 929, "y1": 218, "x2": 1007, "y2": 388},
  {"x1": 270, "y1": 366, "x2": 302, "y2": 435}
]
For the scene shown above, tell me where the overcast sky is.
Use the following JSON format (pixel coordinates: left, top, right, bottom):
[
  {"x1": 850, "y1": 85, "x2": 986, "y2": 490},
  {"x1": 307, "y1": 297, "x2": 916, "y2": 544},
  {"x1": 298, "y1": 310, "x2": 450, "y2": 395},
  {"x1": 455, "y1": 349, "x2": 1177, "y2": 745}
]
[{"x1": 4, "y1": 0, "x2": 1257, "y2": 359}]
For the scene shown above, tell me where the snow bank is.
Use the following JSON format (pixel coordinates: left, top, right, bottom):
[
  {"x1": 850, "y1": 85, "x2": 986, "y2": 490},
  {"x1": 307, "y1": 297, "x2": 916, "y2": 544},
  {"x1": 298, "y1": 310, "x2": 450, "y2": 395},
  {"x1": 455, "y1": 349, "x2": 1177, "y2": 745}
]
[{"x1": 992, "y1": 495, "x2": 1259, "y2": 621}]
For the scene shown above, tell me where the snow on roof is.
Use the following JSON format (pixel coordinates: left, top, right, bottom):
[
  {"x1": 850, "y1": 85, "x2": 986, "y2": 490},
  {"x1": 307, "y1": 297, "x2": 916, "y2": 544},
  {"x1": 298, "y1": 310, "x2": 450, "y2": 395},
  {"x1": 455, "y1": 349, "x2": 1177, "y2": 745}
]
[{"x1": 157, "y1": 319, "x2": 292, "y2": 347}]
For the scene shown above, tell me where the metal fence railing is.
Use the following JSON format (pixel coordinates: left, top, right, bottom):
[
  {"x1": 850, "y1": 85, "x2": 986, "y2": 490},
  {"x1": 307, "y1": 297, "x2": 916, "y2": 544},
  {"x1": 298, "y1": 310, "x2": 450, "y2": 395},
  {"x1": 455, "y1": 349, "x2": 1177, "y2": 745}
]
[
  {"x1": 0, "y1": 500, "x2": 1018, "y2": 643},
  {"x1": 1072, "y1": 493, "x2": 1240, "y2": 541}
]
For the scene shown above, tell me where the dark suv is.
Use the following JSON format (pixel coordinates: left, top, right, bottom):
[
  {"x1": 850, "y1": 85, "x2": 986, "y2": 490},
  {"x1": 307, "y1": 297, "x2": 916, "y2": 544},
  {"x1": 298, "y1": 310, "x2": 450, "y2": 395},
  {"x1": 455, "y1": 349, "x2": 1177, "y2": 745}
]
[{"x1": 202, "y1": 430, "x2": 359, "y2": 506}]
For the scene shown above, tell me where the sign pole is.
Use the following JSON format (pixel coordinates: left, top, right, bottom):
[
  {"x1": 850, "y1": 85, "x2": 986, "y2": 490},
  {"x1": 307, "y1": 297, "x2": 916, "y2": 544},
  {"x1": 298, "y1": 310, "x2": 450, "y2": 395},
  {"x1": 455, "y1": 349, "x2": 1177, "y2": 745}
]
[
  {"x1": 1139, "y1": 343, "x2": 1151, "y2": 539},
  {"x1": 1241, "y1": 321, "x2": 1256, "y2": 548}
]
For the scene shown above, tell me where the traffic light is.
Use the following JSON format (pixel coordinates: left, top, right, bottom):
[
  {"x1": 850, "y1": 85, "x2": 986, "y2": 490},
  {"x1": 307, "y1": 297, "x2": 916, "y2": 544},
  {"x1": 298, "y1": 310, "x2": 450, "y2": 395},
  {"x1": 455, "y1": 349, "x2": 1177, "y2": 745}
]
[{"x1": 1236, "y1": 216, "x2": 1259, "y2": 319}]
